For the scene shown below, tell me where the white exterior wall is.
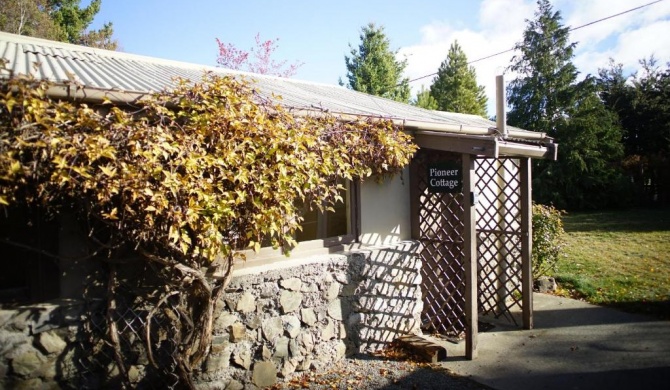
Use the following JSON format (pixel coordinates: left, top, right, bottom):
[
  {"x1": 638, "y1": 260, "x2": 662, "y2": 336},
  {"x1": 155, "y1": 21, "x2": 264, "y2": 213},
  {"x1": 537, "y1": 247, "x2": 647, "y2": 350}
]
[{"x1": 359, "y1": 167, "x2": 412, "y2": 246}]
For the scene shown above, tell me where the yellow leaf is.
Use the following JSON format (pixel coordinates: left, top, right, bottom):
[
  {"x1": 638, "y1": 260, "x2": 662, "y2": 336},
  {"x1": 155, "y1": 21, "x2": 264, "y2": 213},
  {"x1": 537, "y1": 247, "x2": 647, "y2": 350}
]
[
  {"x1": 9, "y1": 161, "x2": 21, "y2": 174},
  {"x1": 180, "y1": 241, "x2": 190, "y2": 254},
  {"x1": 181, "y1": 230, "x2": 192, "y2": 245},
  {"x1": 5, "y1": 98, "x2": 15, "y2": 112},
  {"x1": 99, "y1": 165, "x2": 116, "y2": 177},
  {"x1": 0, "y1": 196, "x2": 9, "y2": 206},
  {"x1": 168, "y1": 226, "x2": 179, "y2": 243},
  {"x1": 103, "y1": 207, "x2": 119, "y2": 220}
]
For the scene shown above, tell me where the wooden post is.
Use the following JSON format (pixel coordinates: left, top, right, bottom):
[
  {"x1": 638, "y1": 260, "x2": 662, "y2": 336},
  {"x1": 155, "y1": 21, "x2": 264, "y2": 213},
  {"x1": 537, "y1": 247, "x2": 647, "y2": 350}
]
[
  {"x1": 463, "y1": 154, "x2": 478, "y2": 359},
  {"x1": 495, "y1": 159, "x2": 508, "y2": 317},
  {"x1": 410, "y1": 157, "x2": 421, "y2": 240},
  {"x1": 520, "y1": 158, "x2": 533, "y2": 329}
]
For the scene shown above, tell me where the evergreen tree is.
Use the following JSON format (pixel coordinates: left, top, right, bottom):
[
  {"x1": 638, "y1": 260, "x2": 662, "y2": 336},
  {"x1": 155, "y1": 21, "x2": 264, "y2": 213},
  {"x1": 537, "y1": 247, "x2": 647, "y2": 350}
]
[
  {"x1": 0, "y1": 0, "x2": 117, "y2": 50},
  {"x1": 623, "y1": 58, "x2": 669, "y2": 158},
  {"x1": 507, "y1": 0, "x2": 626, "y2": 210},
  {"x1": 412, "y1": 86, "x2": 438, "y2": 110},
  {"x1": 343, "y1": 23, "x2": 410, "y2": 103},
  {"x1": 49, "y1": 0, "x2": 117, "y2": 49},
  {"x1": 535, "y1": 78, "x2": 626, "y2": 209},
  {"x1": 76, "y1": 20, "x2": 116, "y2": 50},
  {"x1": 598, "y1": 58, "x2": 670, "y2": 204},
  {"x1": 507, "y1": 0, "x2": 577, "y2": 134},
  {"x1": 429, "y1": 41, "x2": 488, "y2": 117}
]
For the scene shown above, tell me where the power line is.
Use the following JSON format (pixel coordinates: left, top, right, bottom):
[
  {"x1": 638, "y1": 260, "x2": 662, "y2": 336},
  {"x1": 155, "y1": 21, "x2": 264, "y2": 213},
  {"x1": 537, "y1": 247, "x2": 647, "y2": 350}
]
[
  {"x1": 406, "y1": 0, "x2": 665, "y2": 84},
  {"x1": 569, "y1": 0, "x2": 664, "y2": 32}
]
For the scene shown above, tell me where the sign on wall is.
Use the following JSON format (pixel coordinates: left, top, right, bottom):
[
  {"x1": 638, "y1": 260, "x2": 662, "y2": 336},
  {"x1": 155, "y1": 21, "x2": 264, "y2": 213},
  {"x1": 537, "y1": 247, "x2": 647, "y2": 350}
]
[{"x1": 427, "y1": 162, "x2": 462, "y2": 193}]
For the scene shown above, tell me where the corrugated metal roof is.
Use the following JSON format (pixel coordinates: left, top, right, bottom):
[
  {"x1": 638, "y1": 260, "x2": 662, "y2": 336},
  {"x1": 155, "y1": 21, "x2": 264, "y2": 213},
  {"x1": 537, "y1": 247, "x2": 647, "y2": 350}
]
[{"x1": 0, "y1": 31, "x2": 542, "y2": 141}]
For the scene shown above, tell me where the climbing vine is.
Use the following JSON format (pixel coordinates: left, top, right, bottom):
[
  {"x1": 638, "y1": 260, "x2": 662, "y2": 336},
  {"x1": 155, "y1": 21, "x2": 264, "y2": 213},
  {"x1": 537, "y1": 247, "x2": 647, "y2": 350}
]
[{"x1": 0, "y1": 63, "x2": 417, "y2": 387}]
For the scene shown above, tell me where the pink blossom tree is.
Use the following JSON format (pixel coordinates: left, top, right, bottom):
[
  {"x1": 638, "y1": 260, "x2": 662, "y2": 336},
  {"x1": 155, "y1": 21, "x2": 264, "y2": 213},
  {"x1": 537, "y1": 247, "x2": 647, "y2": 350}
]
[{"x1": 216, "y1": 33, "x2": 303, "y2": 77}]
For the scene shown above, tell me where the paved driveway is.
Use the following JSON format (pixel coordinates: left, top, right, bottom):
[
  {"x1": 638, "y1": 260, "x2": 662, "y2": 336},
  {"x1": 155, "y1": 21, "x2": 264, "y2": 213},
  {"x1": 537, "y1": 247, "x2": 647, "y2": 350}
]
[{"x1": 439, "y1": 293, "x2": 670, "y2": 390}]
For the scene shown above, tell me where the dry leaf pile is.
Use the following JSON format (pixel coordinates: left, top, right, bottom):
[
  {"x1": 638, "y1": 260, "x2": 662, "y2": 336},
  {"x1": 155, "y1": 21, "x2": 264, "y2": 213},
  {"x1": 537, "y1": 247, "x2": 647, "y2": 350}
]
[{"x1": 272, "y1": 341, "x2": 488, "y2": 390}]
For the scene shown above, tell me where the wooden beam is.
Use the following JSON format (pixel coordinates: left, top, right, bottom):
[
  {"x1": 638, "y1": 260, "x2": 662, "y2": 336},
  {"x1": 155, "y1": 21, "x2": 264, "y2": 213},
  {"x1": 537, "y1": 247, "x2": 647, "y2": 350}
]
[
  {"x1": 409, "y1": 157, "x2": 421, "y2": 240},
  {"x1": 414, "y1": 133, "x2": 498, "y2": 158},
  {"x1": 462, "y1": 154, "x2": 478, "y2": 359},
  {"x1": 395, "y1": 334, "x2": 448, "y2": 363},
  {"x1": 495, "y1": 160, "x2": 508, "y2": 316},
  {"x1": 520, "y1": 158, "x2": 534, "y2": 330},
  {"x1": 351, "y1": 180, "x2": 362, "y2": 242}
]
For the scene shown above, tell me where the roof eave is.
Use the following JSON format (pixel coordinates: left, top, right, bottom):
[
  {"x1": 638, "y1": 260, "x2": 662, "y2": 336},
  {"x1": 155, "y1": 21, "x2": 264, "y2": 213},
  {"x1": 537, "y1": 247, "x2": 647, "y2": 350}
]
[
  {"x1": 499, "y1": 139, "x2": 558, "y2": 160},
  {"x1": 43, "y1": 83, "x2": 147, "y2": 104},
  {"x1": 413, "y1": 130, "x2": 557, "y2": 160},
  {"x1": 33, "y1": 83, "x2": 558, "y2": 161}
]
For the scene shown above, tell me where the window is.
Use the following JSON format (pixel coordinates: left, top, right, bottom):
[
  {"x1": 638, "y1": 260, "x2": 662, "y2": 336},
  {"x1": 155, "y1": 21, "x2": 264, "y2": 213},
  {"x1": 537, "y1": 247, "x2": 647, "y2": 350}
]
[
  {"x1": 0, "y1": 206, "x2": 60, "y2": 304},
  {"x1": 296, "y1": 180, "x2": 352, "y2": 242},
  {"x1": 239, "y1": 180, "x2": 359, "y2": 267}
]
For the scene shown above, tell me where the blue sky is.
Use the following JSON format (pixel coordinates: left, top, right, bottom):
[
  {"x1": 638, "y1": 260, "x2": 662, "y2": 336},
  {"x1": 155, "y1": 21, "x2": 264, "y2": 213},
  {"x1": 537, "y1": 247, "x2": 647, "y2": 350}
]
[
  {"x1": 91, "y1": 1, "x2": 480, "y2": 83},
  {"x1": 91, "y1": 1, "x2": 670, "y2": 115}
]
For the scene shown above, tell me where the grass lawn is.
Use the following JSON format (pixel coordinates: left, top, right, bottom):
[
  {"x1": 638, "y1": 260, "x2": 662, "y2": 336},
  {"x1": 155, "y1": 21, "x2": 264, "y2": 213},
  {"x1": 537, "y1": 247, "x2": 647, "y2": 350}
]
[{"x1": 553, "y1": 207, "x2": 670, "y2": 319}]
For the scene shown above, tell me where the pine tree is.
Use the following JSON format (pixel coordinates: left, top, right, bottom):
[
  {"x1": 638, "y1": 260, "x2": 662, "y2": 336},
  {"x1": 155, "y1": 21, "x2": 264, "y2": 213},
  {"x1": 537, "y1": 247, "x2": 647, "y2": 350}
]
[
  {"x1": 507, "y1": 0, "x2": 626, "y2": 209},
  {"x1": 343, "y1": 23, "x2": 410, "y2": 103},
  {"x1": 49, "y1": 0, "x2": 117, "y2": 49},
  {"x1": 412, "y1": 86, "x2": 438, "y2": 110},
  {"x1": 429, "y1": 41, "x2": 488, "y2": 117}
]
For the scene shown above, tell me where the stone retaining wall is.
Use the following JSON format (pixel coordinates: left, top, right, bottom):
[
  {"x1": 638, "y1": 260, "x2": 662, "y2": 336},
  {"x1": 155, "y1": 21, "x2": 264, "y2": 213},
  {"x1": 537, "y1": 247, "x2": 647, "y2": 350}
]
[
  {"x1": 198, "y1": 241, "x2": 423, "y2": 388},
  {"x1": 0, "y1": 300, "x2": 83, "y2": 389},
  {"x1": 0, "y1": 241, "x2": 422, "y2": 389}
]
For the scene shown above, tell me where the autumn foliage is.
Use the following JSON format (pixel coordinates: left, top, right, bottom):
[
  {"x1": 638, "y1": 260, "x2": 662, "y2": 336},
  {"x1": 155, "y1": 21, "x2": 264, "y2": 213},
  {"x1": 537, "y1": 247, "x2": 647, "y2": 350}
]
[
  {"x1": 0, "y1": 62, "x2": 416, "y2": 386},
  {"x1": 0, "y1": 67, "x2": 415, "y2": 264}
]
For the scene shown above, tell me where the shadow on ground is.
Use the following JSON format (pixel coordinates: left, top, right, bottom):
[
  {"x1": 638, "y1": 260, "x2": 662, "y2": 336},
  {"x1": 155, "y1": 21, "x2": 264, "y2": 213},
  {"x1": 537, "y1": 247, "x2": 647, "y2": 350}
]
[
  {"x1": 562, "y1": 208, "x2": 670, "y2": 233},
  {"x1": 482, "y1": 366, "x2": 670, "y2": 390}
]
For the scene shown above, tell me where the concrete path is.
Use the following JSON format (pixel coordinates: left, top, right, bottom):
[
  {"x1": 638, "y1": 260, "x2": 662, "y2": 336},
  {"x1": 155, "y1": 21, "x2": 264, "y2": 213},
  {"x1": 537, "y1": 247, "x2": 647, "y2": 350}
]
[{"x1": 439, "y1": 293, "x2": 670, "y2": 390}]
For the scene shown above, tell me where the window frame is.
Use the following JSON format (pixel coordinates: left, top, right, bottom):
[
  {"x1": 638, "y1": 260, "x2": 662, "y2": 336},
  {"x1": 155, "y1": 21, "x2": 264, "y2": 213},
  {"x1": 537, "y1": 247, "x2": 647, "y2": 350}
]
[{"x1": 235, "y1": 181, "x2": 361, "y2": 269}]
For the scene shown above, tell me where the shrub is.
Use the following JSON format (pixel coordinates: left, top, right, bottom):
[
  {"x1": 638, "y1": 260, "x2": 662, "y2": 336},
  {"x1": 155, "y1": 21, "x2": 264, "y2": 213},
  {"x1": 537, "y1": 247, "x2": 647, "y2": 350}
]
[{"x1": 532, "y1": 203, "x2": 566, "y2": 279}]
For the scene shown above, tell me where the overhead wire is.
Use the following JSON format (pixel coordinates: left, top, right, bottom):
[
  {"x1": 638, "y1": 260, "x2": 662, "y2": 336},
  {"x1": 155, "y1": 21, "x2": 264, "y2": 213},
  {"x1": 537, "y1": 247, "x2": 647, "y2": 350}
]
[{"x1": 405, "y1": 0, "x2": 666, "y2": 85}]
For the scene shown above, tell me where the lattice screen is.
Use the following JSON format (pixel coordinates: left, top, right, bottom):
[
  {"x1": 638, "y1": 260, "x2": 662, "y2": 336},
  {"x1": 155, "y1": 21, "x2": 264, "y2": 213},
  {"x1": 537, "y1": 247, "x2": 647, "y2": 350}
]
[
  {"x1": 415, "y1": 150, "x2": 525, "y2": 337},
  {"x1": 414, "y1": 150, "x2": 466, "y2": 336},
  {"x1": 475, "y1": 158, "x2": 523, "y2": 325}
]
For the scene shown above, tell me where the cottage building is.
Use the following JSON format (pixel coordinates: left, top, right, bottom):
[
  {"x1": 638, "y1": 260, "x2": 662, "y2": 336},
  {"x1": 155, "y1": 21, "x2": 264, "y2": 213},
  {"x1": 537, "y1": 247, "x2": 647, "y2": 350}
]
[{"x1": 0, "y1": 31, "x2": 556, "y2": 388}]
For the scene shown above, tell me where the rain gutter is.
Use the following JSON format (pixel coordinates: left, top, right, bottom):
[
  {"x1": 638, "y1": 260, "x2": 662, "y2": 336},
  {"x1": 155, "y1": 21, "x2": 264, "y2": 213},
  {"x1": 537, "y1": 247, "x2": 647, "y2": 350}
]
[
  {"x1": 45, "y1": 83, "x2": 147, "y2": 105},
  {"x1": 403, "y1": 119, "x2": 551, "y2": 142},
  {"x1": 40, "y1": 83, "x2": 555, "y2": 155}
]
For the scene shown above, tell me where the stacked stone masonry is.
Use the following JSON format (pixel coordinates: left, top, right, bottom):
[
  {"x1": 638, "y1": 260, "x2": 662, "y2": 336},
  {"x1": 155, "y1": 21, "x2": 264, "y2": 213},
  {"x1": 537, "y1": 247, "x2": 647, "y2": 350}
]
[
  {"x1": 0, "y1": 300, "x2": 83, "y2": 390},
  {"x1": 0, "y1": 241, "x2": 422, "y2": 389}
]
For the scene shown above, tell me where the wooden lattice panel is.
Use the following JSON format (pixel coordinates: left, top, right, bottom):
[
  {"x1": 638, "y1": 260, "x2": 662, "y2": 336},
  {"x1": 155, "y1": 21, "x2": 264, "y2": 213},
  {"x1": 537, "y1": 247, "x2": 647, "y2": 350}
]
[
  {"x1": 414, "y1": 150, "x2": 466, "y2": 336},
  {"x1": 413, "y1": 152, "x2": 527, "y2": 336},
  {"x1": 475, "y1": 158, "x2": 523, "y2": 324}
]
